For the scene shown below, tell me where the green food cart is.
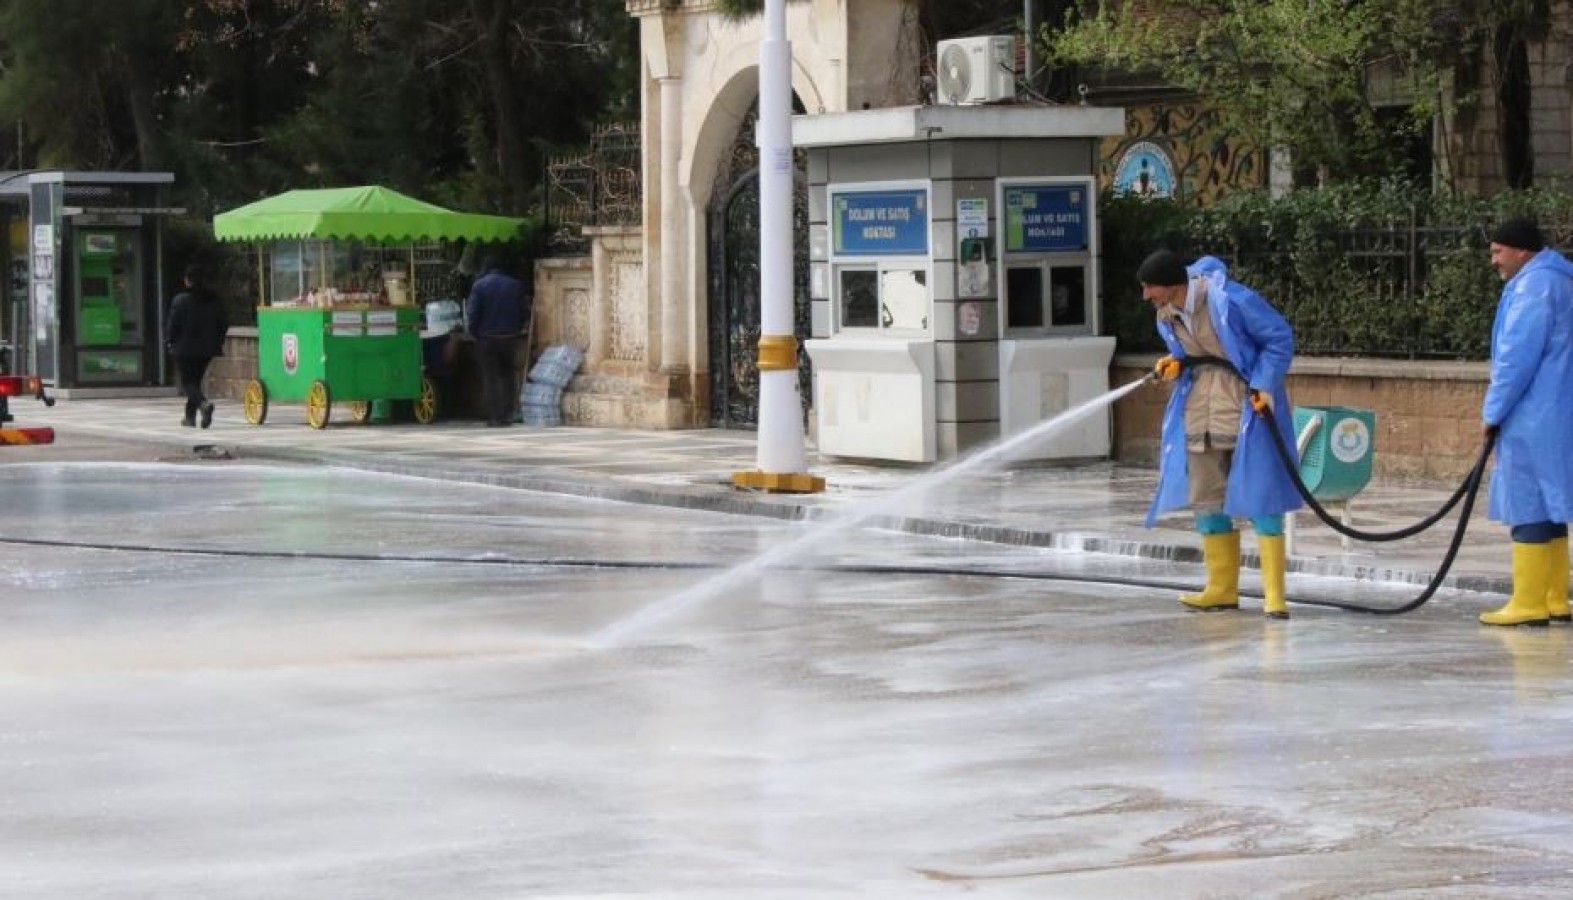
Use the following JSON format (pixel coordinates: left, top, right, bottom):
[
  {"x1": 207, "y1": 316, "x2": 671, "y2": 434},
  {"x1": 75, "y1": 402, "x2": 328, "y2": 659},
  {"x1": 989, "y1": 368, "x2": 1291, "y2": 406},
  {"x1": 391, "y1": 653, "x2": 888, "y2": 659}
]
[{"x1": 212, "y1": 186, "x2": 522, "y2": 428}]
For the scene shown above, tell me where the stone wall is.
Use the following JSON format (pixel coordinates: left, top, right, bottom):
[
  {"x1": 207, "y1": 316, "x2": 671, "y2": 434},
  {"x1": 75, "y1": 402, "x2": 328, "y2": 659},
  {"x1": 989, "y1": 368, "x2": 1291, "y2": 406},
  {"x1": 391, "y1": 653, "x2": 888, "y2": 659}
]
[
  {"x1": 208, "y1": 327, "x2": 258, "y2": 401},
  {"x1": 1113, "y1": 355, "x2": 1490, "y2": 482},
  {"x1": 533, "y1": 229, "x2": 704, "y2": 429}
]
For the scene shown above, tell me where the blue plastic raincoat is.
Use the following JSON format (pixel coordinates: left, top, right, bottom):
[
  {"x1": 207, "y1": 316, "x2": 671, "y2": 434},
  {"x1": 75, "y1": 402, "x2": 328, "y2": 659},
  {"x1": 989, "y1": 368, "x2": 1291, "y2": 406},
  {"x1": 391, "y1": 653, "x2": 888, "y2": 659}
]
[
  {"x1": 1145, "y1": 256, "x2": 1302, "y2": 527},
  {"x1": 1482, "y1": 248, "x2": 1573, "y2": 526}
]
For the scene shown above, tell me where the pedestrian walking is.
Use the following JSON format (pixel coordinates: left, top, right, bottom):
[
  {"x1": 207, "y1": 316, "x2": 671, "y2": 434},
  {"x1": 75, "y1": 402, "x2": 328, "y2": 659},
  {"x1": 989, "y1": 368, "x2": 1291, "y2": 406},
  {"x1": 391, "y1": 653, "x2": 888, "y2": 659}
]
[
  {"x1": 1139, "y1": 249, "x2": 1302, "y2": 619},
  {"x1": 166, "y1": 263, "x2": 230, "y2": 429},
  {"x1": 464, "y1": 255, "x2": 532, "y2": 427},
  {"x1": 1476, "y1": 218, "x2": 1573, "y2": 627}
]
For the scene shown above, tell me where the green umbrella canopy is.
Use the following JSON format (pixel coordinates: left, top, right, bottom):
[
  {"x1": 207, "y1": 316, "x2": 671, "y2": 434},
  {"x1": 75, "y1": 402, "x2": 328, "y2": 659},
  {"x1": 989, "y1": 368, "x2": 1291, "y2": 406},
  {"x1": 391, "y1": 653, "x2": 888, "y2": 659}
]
[{"x1": 213, "y1": 185, "x2": 524, "y2": 244}]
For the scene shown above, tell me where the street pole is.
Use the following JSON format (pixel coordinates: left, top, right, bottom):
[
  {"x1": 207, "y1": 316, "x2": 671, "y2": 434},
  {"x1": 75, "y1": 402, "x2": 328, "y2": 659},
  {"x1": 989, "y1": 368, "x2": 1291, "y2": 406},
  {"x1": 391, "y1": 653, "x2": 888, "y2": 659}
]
[{"x1": 733, "y1": 0, "x2": 824, "y2": 494}]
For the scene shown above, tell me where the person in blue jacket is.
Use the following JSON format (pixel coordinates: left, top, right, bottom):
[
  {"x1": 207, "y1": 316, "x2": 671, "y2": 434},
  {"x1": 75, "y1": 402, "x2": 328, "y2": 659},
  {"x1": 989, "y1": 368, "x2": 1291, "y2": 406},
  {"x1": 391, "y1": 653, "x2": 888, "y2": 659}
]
[
  {"x1": 465, "y1": 255, "x2": 532, "y2": 427},
  {"x1": 1477, "y1": 218, "x2": 1573, "y2": 627},
  {"x1": 1139, "y1": 250, "x2": 1302, "y2": 618}
]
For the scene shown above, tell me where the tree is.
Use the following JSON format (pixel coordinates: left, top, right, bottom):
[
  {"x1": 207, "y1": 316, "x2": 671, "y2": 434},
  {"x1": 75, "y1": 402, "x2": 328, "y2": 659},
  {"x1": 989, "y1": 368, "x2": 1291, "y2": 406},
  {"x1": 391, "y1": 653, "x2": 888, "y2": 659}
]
[
  {"x1": 0, "y1": 0, "x2": 186, "y2": 169},
  {"x1": 1049, "y1": 0, "x2": 1556, "y2": 190},
  {"x1": 1049, "y1": 0, "x2": 1452, "y2": 184}
]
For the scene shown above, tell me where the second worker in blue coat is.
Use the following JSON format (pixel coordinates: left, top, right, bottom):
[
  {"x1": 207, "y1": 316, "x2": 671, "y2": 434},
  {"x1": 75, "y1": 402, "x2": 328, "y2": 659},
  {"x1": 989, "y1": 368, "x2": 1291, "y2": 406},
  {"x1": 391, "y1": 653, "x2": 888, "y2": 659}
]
[
  {"x1": 1139, "y1": 250, "x2": 1302, "y2": 619},
  {"x1": 1476, "y1": 218, "x2": 1573, "y2": 627}
]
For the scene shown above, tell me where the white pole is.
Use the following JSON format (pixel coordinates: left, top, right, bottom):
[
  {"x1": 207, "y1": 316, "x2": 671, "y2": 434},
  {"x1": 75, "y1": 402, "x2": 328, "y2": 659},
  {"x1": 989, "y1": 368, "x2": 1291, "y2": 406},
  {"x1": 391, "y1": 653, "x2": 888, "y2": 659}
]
[{"x1": 736, "y1": 0, "x2": 823, "y2": 493}]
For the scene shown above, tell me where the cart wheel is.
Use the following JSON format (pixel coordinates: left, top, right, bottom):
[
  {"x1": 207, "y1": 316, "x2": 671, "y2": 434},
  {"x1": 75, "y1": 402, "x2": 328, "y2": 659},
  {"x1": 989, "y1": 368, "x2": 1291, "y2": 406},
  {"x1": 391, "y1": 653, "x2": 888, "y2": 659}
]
[
  {"x1": 346, "y1": 401, "x2": 372, "y2": 424},
  {"x1": 412, "y1": 375, "x2": 439, "y2": 425},
  {"x1": 242, "y1": 379, "x2": 269, "y2": 425},
  {"x1": 306, "y1": 380, "x2": 332, "y2": 429}
]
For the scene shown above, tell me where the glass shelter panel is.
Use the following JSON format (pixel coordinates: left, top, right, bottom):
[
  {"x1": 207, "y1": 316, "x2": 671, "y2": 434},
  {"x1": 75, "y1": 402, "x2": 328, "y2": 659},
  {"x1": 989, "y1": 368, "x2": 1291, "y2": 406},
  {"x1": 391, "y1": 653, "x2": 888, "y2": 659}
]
[{"x1": 268, "y1": 241, "x2": 417, "y2": 307}]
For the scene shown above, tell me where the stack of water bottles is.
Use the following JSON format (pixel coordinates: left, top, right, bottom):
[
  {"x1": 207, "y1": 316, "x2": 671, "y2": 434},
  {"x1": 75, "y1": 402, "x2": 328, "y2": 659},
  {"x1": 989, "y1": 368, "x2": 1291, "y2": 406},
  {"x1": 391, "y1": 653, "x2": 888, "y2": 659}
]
[{"x1": 519, "y1": 344, "x2": 584, "y2": 426}]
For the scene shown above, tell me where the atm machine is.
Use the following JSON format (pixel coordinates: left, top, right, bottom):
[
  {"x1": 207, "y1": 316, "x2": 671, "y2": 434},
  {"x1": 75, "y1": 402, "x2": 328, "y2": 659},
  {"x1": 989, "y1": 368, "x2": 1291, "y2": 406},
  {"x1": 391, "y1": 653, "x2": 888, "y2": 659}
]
[
  {"x1": 0, "y1": 170, "x2": 176, "y2": 389},
  {"x1": 70, "y1": 228, "x2": 145, "y2": 380}
]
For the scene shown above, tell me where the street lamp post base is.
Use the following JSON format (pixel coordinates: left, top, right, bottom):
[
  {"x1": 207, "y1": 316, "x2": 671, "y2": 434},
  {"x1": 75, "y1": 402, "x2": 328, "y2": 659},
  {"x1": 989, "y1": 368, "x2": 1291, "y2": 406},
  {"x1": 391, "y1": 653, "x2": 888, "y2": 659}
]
[{"x1": 732, "y1": 470, "x2": 827, "y2": 494}]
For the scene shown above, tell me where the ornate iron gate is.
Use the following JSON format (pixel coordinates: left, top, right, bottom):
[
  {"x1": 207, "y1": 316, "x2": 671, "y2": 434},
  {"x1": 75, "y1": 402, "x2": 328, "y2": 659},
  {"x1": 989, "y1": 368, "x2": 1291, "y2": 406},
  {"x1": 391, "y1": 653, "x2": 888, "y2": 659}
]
[{"x1": 707, "y1": 124, "x2": 811, "y2": 428}]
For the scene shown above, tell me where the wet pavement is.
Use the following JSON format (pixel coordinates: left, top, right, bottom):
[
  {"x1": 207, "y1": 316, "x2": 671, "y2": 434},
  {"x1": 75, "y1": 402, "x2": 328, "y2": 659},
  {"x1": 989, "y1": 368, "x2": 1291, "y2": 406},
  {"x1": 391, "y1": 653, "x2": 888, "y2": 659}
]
[
  {"x1": 20, "y1": 395, "x2": 1517, "y2": 602},
  {"x1": 2, "y1": 463, "x2": 1571, "y2": 898}
]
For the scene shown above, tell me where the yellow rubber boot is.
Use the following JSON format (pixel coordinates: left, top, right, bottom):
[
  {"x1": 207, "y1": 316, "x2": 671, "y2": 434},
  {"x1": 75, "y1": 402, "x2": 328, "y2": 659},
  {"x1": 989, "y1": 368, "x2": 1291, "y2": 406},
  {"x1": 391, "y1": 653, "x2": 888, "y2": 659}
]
[
  {"x1": 1547, "y1": 536, "x2": 1570, "y2": 624},
  {"x1": 1181, "y1": 531, "x2": 1241, "y2": 611},
  {"x1": 1259, "y1": 534, "x2": 1289, "y2": 620},
  {"x1": 1480, "y1": 541, "x2": 1555, "y2": 627}
]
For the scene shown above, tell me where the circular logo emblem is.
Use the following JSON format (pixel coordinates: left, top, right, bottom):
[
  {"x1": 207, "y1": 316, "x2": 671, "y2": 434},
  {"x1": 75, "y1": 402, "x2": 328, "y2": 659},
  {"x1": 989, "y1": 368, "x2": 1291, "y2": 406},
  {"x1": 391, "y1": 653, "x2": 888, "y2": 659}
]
[
  {"x1": 1330, "y1": 416, "x2": 1371, "y2": 464},
  {"x1": 1113, "y1": 142, "x2": 1177, "y2": 199},
  {"x1": 282, "y1": 333, "x2": 299, "y2": 376}
]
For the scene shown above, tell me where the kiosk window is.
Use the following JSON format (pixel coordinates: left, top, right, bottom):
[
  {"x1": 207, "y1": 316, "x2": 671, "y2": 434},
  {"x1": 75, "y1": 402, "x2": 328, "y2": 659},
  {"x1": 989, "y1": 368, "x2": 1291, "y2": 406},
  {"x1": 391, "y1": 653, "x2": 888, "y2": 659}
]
[
  {"x1": 881, "y1": 270, "x2": 927, "y2": 330},
  {"x1": 1006, "y1": 267, "x2": 1044, "y2": 328},
  {"x1": 1004, "y1": 262, "x2": 1091, "y2": 334},
  {"x1": 840, "y1": 269, "x2": 879, "y2": 328},
  {"x1": 1050, "y1": 265, "x2": 1087, "y2": 327},
  {"x1": 837, "y1": 265, "x2": 929, "y2": 333}
]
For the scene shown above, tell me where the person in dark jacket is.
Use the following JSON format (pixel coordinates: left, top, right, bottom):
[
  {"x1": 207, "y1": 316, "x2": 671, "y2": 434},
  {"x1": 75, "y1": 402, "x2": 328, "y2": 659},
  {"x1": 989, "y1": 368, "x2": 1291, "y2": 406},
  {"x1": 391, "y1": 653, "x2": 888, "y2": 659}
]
[
  {"x1": 166, "y1": 264, "x2": 230, "y2": 428},
  {"x1": 464, "y1": 255, "x2": 532, "y2": 427}
]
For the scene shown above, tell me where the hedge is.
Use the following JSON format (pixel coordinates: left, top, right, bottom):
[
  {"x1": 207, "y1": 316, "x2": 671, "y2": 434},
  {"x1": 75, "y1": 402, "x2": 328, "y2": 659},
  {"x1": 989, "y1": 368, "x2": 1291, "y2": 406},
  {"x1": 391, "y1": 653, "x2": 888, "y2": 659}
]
[{"x1": 1100, "y1": 183, "x2": 1573, "y2": 360}]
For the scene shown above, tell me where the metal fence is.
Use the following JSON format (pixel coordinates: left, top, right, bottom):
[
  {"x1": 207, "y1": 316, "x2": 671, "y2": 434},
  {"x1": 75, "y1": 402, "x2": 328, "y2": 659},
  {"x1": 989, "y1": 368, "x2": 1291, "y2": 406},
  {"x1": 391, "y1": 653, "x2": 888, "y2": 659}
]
[{"x1": 545, "y1": 122, "x2": 641, "y2": 255}]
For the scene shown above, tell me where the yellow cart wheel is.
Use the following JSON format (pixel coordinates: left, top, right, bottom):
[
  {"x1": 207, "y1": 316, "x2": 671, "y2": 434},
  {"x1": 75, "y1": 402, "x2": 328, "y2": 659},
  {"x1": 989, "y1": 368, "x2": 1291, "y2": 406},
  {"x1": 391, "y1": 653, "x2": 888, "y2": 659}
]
[
  {"x1": 346, "y1": 401, "x2": 372, "y2": 424},
  {"x1": 306, "y1": 379, "x2": 332, "y2": 429},
  {"x1": 242, "y1": 379, "x2": 268, "y2": 425},
  {"x1": 412, "y1": 375, "x2": 439, "y2": 425}
]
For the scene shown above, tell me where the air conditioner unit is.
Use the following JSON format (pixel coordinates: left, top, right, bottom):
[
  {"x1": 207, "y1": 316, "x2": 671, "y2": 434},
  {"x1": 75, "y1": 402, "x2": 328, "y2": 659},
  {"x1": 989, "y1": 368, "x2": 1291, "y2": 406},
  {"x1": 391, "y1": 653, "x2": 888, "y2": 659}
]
[{"x1": 935, "y1": 35, "x2": 1017, "y2": 105}]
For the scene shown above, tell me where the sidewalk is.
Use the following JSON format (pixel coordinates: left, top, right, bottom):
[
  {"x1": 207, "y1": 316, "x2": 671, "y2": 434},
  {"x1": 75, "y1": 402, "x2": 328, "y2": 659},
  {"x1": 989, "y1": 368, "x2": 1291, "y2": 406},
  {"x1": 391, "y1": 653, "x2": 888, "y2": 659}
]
[{"x1": 22, "y1": 396, "x2": 1513, "y2": 596}]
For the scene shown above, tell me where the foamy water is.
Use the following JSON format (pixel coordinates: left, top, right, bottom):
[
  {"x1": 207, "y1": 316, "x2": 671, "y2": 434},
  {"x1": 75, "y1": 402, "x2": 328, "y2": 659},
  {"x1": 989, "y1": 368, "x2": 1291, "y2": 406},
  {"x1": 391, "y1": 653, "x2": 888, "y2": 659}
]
[{"x1": 591, "y1": 378, "x2": 1152, "y2": 645}]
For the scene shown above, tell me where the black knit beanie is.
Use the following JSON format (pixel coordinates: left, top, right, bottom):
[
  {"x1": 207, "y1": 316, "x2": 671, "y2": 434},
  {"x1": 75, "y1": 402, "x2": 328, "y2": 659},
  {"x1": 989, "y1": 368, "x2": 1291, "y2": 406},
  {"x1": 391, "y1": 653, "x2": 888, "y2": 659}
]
[
  {"x1": 1136, "y1": 249, "x2": 1188, "y2": 286},
  {"x1": 1489, "y1": 217, "x2": 1545, "y2": 252}
]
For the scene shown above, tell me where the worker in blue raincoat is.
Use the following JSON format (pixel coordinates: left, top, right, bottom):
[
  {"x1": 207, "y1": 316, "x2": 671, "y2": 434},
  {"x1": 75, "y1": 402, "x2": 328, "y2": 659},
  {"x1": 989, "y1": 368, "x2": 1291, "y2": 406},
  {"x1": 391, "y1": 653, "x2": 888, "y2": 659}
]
[
  {"x1": 1477, "y1": 218, "x2": 1573, "y2": 627},
  {"x1": 1139, "y1": 250, "x2": 1302, "y2": 618}
]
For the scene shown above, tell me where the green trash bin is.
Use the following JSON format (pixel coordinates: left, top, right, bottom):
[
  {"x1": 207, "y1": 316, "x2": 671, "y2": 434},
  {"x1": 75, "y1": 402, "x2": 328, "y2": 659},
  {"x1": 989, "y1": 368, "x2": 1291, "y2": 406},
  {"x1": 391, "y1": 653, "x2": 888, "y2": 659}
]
[{"x1": 1291, "y1": 406, "x2": 1375, "y2": 501}]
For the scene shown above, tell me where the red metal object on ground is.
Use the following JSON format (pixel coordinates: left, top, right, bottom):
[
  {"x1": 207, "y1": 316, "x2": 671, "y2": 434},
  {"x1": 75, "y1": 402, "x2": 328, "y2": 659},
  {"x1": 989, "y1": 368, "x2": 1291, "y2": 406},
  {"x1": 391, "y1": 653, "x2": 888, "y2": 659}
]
[
  {"x1": 0, "y1": 375, "x2": 43, "y2": 397},
  {"x1": 0, "y1": 427, "x2": 54, "y2": 445},
  {"x1": 0, "y1": 374, "x2": 56, "y2": 443}
]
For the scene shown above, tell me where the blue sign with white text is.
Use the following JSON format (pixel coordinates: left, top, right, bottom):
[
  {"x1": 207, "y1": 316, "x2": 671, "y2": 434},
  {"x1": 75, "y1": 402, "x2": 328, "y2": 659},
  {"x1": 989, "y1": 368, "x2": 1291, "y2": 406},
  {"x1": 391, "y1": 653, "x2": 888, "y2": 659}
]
[
  {"x1": 832, "y1": 189, "x2": 928, "y2": 256},
  {"x1": 1003, "y1": 185, "x2": 1088, "y2": 253}
]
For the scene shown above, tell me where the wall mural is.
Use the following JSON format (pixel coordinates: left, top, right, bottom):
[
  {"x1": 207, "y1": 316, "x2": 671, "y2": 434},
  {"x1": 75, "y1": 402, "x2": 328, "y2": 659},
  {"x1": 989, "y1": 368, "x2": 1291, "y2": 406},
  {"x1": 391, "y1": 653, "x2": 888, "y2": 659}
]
[{"x1": 1100, "y1": 105, "x2": 1266, "y2": 205}]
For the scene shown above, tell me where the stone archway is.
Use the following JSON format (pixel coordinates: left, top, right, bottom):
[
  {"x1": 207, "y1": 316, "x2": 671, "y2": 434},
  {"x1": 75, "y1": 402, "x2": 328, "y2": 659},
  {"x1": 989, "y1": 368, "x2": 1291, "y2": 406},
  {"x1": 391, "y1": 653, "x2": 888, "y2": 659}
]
[{"x1": 524, "y1": 2, "x2": 922, "y2": 429}]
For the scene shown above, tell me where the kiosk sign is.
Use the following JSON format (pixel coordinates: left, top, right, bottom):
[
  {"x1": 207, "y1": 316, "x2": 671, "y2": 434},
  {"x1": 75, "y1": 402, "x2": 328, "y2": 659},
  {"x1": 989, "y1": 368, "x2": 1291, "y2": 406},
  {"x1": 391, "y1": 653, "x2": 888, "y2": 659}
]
[
  {"x1": 1003, "y1": 185, "x2": 1088, "y2": 253},
  {"x1": 832, "y1": 188, "x2": 928, "y2": 256}
]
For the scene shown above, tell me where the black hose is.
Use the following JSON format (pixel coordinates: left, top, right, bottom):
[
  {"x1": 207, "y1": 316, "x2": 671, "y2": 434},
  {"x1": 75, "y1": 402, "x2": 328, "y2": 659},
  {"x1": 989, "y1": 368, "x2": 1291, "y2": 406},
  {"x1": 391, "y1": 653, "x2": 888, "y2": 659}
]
[
  {"x1": 1183, "y1": 355, "x2": 1490, "y2": 542},
  {"x1": 0, "y1": 535, "x2": 1478, "y2": 616},
  {"x1": 1169, "y1": 356, "x2": 1496, "y2": 614},
  {"x1": 1261, "y1": 407, "x2": 1495, "y2": 544}
]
